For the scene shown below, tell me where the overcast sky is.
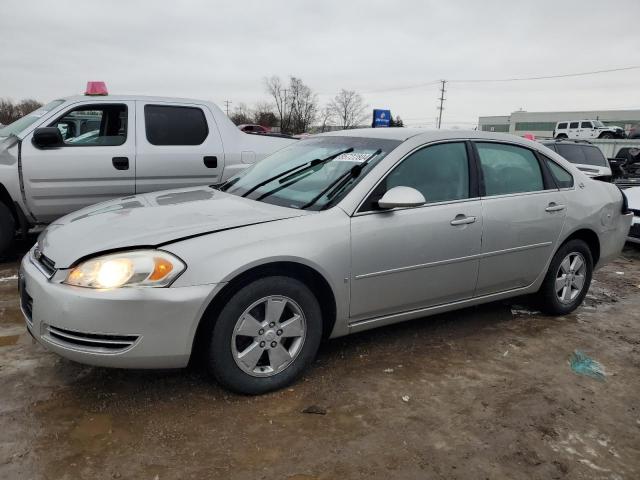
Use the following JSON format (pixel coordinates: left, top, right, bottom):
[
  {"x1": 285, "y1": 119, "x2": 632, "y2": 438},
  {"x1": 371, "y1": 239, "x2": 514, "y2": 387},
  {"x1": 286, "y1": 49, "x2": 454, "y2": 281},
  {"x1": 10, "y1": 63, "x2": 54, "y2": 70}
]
[{"x1": 2, "y1": 0, "x2": 639, "y2": 127}]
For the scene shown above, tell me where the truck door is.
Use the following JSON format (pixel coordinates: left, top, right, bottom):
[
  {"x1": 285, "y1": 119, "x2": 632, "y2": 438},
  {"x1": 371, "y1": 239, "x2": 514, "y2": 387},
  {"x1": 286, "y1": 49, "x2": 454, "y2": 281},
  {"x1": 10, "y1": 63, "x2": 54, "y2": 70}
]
[
  {"x1": 580, "y1": 121, "x2": 595, "y2": 139},
  {"x1": 567, "y1": 121, "x2": 580, "y2": 139},
  {"x1": 135, "y1": 102, "x2": 224, "y2": 193},
  {"x1": 20, "y1": 101, "x2": 136, "y2": 222}
]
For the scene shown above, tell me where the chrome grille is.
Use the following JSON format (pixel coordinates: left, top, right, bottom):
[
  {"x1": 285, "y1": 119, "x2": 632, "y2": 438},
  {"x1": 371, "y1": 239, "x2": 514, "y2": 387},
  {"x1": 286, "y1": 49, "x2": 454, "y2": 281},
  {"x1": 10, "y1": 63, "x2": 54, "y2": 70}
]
[{"x1": 45, "y1": 325, "x2": 139, "y2": 352}]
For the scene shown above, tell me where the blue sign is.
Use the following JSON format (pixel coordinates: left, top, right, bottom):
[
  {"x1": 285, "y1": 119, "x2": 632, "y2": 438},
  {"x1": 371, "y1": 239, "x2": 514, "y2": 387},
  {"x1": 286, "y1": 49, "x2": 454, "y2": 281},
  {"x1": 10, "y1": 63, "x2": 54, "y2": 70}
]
[{"x1": 373, "y1": 109, "x2": 391, "y2": 128}]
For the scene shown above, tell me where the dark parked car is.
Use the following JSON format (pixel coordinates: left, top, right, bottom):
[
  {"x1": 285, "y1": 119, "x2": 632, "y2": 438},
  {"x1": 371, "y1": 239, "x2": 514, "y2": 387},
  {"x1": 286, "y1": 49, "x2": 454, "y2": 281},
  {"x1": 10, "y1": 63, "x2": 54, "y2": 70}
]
[{"x1": 541, "y1": 140, "x2": 611, "y2": 180}]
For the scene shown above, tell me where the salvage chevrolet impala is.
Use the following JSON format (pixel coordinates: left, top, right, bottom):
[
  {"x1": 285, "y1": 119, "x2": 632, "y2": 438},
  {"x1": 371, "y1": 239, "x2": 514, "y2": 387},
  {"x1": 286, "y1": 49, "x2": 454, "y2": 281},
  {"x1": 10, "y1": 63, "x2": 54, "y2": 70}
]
[{"x1": 20, "y1": 130, "x2": 632, "y2": 394}]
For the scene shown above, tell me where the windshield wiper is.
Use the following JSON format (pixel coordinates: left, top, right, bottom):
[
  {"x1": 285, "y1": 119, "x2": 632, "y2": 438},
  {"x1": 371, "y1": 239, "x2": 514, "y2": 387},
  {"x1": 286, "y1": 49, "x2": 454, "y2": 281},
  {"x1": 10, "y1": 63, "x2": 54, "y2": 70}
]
[
  {"x1": 300, "y1": 149, "x2": 382, "y2": 210},
  {"x1": 241, "y1": 147, "x2": 354, "y2": 198}
]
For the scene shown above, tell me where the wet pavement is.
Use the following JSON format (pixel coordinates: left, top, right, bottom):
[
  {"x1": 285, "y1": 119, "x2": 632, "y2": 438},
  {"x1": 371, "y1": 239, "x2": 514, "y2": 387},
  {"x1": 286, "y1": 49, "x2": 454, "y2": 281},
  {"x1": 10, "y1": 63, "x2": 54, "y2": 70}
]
[{"x1": 1, "y1": 238, "x2": 639, "y2": 479}]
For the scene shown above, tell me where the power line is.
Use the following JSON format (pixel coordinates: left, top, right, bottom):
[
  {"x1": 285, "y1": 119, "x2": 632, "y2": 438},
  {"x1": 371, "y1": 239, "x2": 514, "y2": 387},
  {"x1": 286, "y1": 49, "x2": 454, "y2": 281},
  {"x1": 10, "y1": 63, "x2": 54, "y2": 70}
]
[{"x1": 357, "y1": 65, "x2": 640, "y2": 94}]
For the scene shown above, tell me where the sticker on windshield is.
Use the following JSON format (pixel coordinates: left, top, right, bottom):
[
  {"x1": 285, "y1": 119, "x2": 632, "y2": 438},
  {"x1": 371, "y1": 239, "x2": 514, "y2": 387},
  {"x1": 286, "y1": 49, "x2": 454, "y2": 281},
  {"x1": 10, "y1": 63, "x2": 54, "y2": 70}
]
[{"x1": 334, "y1": 152, "x2": 373, "y2": 163}]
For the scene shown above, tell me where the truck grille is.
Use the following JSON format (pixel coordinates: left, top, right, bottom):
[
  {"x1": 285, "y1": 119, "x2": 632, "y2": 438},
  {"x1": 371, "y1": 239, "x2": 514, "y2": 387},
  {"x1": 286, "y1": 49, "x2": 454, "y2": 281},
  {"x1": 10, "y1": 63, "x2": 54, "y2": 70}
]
[{"x1": 45, "y1": 325, "x2": 139, "y2": 352}]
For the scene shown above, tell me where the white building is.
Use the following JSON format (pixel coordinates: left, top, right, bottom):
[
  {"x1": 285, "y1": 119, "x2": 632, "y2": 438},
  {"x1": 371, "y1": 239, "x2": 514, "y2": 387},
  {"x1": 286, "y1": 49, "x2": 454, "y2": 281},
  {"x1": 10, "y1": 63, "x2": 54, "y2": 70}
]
[{"x1": 478, "y1": 109, "x2": 640, "y2": 138}]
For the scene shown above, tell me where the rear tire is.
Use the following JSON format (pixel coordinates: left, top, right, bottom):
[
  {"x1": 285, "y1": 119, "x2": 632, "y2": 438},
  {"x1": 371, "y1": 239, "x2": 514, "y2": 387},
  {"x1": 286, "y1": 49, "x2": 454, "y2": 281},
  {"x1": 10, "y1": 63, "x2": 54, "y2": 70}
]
[
  {"x1": 207, "y1": 276, "x2": 323, "y2": 395},
  {"x1": 555, "y1": 134, "x2": 568, "y2": 139},
  {"x1": 0, "y1": 203, "x2": 15, "y2": 259},
  {"x1": 536, "y1": 239, "x2": 593, "y2": 315}
]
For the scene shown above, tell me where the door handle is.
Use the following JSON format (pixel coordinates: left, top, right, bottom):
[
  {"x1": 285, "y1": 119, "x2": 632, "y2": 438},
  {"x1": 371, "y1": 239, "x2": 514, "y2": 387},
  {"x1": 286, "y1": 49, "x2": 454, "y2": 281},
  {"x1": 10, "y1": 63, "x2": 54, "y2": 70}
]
[
  {"x1": 112, "y1": 157, "x2": 129, "y2": 170},
  {"x1": 450, "y1": 215, "x2": 476, "y2": 226},
  {"x1": 203, "y1": 156, "x2": 218, "y2": 168},
  {"x1": 545, "y1": 203, "x2": 566, "y2": 212}
]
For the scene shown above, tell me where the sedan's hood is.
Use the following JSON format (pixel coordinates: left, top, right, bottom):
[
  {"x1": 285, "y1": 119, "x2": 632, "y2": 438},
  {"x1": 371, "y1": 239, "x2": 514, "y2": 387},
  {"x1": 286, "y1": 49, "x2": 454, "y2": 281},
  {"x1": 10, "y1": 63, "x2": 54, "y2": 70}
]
[{"x1": 39, "y1": 187, "x2": 308, "y2": 268}]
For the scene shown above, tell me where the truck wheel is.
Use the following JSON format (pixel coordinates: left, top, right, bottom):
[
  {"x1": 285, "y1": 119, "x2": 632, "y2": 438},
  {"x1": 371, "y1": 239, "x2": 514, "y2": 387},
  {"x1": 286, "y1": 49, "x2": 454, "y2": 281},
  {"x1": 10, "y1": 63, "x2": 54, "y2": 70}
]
[
  {"x1": 0, "y1": 202, "x2": 15, "y2": 258},
  {"x1": 555, "y1": 134, "x2": 568, "y2": 139},
  {"x1": 599, "y1": 132, "x2": 614, "y2": 139},
  {"x1": 206, "y1": 276, "x2": 323, "y2": 395},
  {"x1": 536, "y1": 239, "x2": 593, "y2": 316}
]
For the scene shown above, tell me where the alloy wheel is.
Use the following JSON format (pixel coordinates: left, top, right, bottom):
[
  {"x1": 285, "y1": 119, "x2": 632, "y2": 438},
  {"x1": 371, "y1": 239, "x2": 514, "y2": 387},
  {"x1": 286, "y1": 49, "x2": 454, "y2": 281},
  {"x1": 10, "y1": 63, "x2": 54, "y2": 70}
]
[
  {"x1": 231, "y1": 295, "x2": 306, "y2": 377},
  {"x1": 555, "y1": 252, "x2": 587, "y2": 304}
]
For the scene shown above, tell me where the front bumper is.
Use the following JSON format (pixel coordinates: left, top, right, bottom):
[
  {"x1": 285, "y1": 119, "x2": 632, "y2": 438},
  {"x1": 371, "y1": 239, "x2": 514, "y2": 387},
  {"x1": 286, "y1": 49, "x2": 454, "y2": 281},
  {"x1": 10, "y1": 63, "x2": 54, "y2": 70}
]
[
  {"x1": 628, "y1": 215, "x2": 640, "y2": 244},
  {"x1": 19, "y1": 253, "x2": 217, "y2": 369}
]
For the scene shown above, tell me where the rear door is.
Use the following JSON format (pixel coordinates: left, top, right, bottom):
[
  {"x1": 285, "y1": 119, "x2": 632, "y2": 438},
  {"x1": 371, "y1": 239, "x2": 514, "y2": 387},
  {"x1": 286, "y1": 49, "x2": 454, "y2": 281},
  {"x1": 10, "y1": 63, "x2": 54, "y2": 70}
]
[
  {"x1": 135, "y1": 102, "x2": 224, "y2": 193},
  {"x1": 21, "y1": 101, "x2": 135, "y2": 222},
  {"x1": 567, "y1": 121, "x2": 580, "y2": 139},
  {"x1": 474, "y1": 141, "x2": 566, "y2": 296}
]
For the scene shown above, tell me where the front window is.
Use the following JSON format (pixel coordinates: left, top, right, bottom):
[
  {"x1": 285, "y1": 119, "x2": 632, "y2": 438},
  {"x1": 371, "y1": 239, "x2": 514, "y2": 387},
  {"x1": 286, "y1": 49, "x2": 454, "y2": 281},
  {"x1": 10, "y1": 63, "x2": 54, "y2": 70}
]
[
  {"x1": 221, "y1": 136, "x2": 400, "y2": 210},
  {"x1": 593, "y1": 120, "x2": 605, "y2": 128},
  {"x1": 0, "y1": 99, "x2": 65, "y2": 138},
  {"x1": 48, "y1": 104, "x2": 127, "y2": 146}
]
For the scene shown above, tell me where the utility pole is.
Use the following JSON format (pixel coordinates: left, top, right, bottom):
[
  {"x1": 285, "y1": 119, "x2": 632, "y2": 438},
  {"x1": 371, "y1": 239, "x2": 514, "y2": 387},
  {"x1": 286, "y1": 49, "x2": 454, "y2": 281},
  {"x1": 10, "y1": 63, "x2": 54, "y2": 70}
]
[
  {"x1": 437, "y1": 80, "x2": 446, "y2": 129},
  {"x1": 223, "y1": 100, "x2": 232, "y2": 116}
]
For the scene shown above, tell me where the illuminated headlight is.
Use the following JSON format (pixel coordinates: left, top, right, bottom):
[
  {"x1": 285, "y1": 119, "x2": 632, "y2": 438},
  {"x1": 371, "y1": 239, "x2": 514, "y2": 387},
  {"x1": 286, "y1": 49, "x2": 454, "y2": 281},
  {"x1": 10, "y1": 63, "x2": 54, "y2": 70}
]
[{"x1": 64, "y1": 250, "x2": 185, "y2": 289}]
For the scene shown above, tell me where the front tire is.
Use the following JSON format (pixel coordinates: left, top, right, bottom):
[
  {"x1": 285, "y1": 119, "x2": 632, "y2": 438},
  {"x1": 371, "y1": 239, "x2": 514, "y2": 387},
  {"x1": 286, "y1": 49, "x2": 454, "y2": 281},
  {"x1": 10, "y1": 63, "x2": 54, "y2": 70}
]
[
  {"x1": 0, "y1": 203, "x2": 15, "y2": 258},
  {"x1": 536, "y1": 239, "x2": 593, "y2": 315},
  {"x1": 599, "y1": 132, "x2": 614, "y2": 139},
  {"x1": 207, "y1": 276, "x2": 323, "y2": 395}
]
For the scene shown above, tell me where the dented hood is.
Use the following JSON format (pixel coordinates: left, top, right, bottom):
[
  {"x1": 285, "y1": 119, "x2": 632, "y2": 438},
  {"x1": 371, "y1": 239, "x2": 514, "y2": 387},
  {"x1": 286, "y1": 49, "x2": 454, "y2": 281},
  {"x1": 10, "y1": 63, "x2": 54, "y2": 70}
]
[{"x1": 38, "y1": 187, "x2": 308, "y2": 268}]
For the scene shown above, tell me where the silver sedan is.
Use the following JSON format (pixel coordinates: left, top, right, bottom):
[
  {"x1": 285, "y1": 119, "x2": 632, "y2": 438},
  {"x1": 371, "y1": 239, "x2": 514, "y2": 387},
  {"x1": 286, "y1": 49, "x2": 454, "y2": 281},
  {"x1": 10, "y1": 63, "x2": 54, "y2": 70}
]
[{"x1": 20, "y1": 129, "x2": 632, "y2": 394}]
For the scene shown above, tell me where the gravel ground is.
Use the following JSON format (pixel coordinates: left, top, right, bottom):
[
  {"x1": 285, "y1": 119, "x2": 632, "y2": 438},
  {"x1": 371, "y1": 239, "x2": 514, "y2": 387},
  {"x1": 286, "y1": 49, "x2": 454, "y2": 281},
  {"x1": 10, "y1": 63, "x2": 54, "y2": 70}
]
[{"x1": 1, "y1": 238, "x2": 639, "y2": 480}]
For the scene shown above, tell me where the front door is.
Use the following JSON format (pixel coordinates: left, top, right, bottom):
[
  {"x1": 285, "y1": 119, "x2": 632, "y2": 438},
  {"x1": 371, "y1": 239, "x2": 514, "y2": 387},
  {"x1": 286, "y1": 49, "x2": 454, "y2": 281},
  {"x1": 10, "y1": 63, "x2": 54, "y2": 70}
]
[
  {"x1": 21, "y1": 101, "x2": 135, "y2": 222},
  {"x1": 135, "y1": 102, "x2": 224, "y2": 193},
  {"x1": 473, "y1": 141, "x2": 566, "y2": 296},
  {"x1": 350, "y1": 141, "x2": 482, "y2": 321}
]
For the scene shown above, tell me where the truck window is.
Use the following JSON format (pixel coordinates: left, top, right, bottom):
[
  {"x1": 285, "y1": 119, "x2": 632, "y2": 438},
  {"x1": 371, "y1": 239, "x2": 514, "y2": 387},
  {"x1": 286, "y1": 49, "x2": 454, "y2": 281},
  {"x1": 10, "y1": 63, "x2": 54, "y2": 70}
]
[
  {"x1": 569, "y1": 122, "x2": 579, "y2": 129},
  {"x1": 144, "y1": 105, "x2": 208, "y2": 146},
  {"x1": 581, "y1": 121, "x2": 592, "y2": 129},
  {"x1": 557, "y1": 123, "x2": 567, "y2": 130},
  {"x1": 48, "y1": 104, "x2": 127, "y2": 146}
]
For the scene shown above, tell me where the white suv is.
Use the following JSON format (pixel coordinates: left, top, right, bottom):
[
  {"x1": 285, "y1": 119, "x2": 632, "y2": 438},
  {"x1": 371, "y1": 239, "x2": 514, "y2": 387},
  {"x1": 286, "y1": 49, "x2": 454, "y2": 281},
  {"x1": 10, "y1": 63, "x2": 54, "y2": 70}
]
[{"x1": 553, "y1": 120, "x2": 625, "y2": 140}]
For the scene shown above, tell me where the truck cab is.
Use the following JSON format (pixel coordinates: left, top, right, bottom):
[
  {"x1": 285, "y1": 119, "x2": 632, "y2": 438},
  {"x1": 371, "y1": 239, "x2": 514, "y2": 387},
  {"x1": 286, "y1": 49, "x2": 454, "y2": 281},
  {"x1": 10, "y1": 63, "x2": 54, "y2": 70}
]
[{"x1": 0, "y1": 88, "x2": 295, "y2": 255}]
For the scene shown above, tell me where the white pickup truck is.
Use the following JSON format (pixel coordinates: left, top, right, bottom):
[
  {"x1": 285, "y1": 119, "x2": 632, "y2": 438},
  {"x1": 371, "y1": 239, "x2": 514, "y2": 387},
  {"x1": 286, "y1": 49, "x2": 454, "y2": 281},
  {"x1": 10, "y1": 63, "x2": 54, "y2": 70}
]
[{"x1": 0, "y1": 93, "x2": 295, "y2": 255}]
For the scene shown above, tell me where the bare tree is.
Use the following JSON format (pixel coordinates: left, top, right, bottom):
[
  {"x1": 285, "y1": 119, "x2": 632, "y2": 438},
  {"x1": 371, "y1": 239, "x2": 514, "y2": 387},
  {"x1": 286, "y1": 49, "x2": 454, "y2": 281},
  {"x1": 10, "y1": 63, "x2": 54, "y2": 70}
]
[
  {"x1": 264, "y1": 76, "x2": 293, "y2": 134},
  {"x1": 0, "y1": 98, "x2": 43, "y2": 125},
  {"x1": 265, "y1": 76, "x2": 318, "y2": 134},
  {"x1": 229, "y1": 103, "x2": 253, "y2": 125},
  {"x1": 318, "y1": 106, "x2": 335, "y2": 133},
  {"x1": 328, "y1": 89, "x2": 368, "y2": 130},
  {"x1": 288, "y1": 77, "x2": 317, "y2": 134},
  {"x1": 253, "y1": 101, "x2": 278, "y2": 128}
]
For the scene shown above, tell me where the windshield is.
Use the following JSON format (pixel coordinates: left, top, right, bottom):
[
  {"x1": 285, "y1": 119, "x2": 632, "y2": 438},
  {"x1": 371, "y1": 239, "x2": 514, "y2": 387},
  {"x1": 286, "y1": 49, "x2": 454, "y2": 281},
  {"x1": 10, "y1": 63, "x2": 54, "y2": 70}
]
[
  {"x1": 221, "y1": 136, "x2": 401, "y2": 210},
  {"x1": 592, "y1": 120, "x2": 605, "y2": 128},
  {"x1": 0, "y1": 99, "x2": 65, "y2": 138}
]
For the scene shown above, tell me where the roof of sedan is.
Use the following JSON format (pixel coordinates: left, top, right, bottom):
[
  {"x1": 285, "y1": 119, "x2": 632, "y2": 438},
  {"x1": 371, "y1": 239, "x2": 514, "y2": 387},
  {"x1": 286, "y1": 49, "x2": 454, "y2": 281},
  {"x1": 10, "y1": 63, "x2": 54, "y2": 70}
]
[{"x1": 318, "y1": 128, "x2": 536, "y2": 145}]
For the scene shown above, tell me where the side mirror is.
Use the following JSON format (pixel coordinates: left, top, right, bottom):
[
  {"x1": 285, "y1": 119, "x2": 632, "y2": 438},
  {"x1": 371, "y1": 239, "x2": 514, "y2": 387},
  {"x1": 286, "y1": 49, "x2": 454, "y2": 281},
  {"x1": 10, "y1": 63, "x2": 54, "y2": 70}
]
[
  {"x1": 32, "y1": 127, "x2": 63, "y2": 148},
  {"x1": 378, "y1": 186, "x2": 426, "y2": 209}
]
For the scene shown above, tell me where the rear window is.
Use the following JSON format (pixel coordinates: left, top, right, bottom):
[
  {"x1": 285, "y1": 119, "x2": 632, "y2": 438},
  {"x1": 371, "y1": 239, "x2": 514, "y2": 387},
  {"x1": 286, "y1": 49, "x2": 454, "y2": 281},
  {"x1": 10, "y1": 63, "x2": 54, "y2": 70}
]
[
  {"x1": 581, "y1": 146, "x2": 607, "y2": 167},
  {"x1": 557, "y1": 123, "x2": 567, "y2": 130},
  {"x1": 555, "y1": 144, "x2": 607, "y2": 167},
  {"x1": 144, "y1": 105, "x2": 208, "y2": 146}
]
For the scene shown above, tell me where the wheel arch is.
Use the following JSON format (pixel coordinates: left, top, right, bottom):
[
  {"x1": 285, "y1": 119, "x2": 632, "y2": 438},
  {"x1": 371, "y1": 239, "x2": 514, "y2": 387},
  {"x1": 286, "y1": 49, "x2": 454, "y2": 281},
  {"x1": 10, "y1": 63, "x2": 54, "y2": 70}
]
[
  {"x1": 561, "y1": 228, "x2": 601, "y2": 265},
  {"x1": 190, "y1": 260, "x2": 338, "y2": 364},
  {"x1": 0, "y1": 183, "x2": 18, "y2": 223}
]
